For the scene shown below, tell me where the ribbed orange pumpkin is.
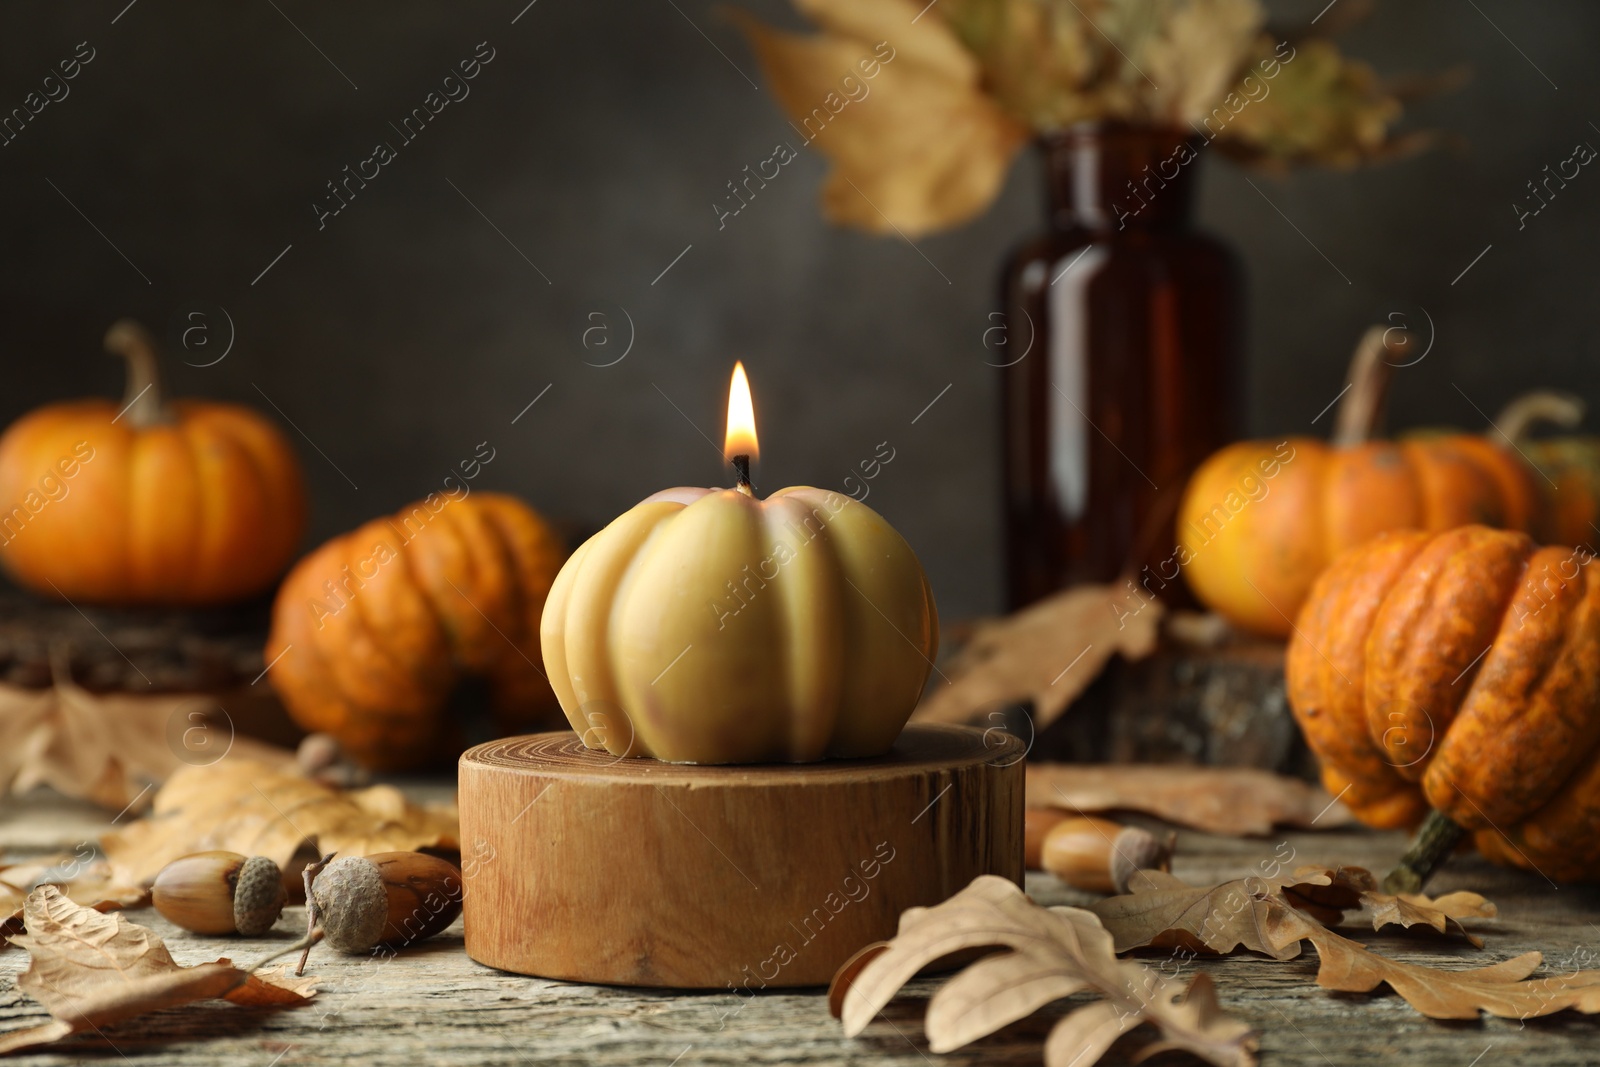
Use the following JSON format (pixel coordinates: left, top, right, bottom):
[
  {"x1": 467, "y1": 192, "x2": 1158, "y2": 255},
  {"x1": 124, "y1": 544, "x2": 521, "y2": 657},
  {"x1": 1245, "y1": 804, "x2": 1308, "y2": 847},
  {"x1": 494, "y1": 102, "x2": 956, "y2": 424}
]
[
  {"x1": 266, "y1": 493, "x2": 567, "y2": 770},
  {"x1": 1287, "y1": 525, "x2": 1600, "y2": 886},
  {"x1": 1179, "y1": 328, "x2": 1539, "y2": 636},
  {"x1": 1496, "y1": 391, "x2": 1600, "y2": 549},
  {"x1": 0, "y1": 321, "x2": 305, "y2": 605}
]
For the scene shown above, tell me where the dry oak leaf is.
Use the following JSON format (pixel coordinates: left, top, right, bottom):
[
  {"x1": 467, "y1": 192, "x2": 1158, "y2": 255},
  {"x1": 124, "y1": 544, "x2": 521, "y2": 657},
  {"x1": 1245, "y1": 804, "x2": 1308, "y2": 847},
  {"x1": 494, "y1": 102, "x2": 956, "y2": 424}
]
[
  {"x1": 1092, "y1": 866, "x2": 1493, "y2": 962},
  {"x1": 1274, "y1": 865, "x2": 1495, "y2": 946},
  {"x1": 1263, "y1": 905, "x2": 1600, "y2": 1021},
  {"x1": 1092, "y1": 867, "x2": 1305, "y2": 961},
  {"x1": 1026, "y1": 763, "x2": 1350, "y2": 836},
  {"x1": 733, "y1": 0, "x2": 1027, "y2": 236},
  {"x1": 0, "y1": 672, "x2": 295, "y2": 812},
  {"x1": 1093, "y1": 868, "x2": 1587, "y2": 1020},
  {"x1": 100, "y1": 759, "x2": 458, "y2": 886},
  {"x1": 915, "y1": 584, "x2": 1162, "y2": 730},
  {"x1": 1, "y1": 856, "x2": 149, "y2": 945},
  {"x1": 0, "y1": 887, "x2": 315, "y2": 1056},
  {"x1": 831, "y1": 874, "x2": 1257, "y2": 1067}
]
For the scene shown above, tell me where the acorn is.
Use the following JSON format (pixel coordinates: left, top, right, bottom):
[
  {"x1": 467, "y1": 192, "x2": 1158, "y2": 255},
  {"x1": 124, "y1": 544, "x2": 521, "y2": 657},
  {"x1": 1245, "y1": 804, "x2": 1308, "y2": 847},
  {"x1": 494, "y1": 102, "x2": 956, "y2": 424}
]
[
  {"x1": 1040, "y1": 816, "x2": 1175, "y2": 894},
  {"x1": 311, "y1": 855, "x2": 390, "y2": 952},
  {"x1": 285, "y1": 851, "x2": 465, "y2": 973},
  {"x1": 1024, "y1": 807, "x2": 1070, "y2": 870},
  {"x1": 367, "y1": 851, "x2": 466, "y2": 947},
  {"x1": 152, "y1": 851, "x2": 287, "y2": 936}
]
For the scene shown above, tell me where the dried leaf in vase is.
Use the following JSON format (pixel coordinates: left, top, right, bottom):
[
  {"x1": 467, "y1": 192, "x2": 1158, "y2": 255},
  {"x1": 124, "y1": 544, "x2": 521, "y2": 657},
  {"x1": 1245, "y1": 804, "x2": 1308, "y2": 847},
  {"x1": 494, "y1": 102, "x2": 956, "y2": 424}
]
[
  {"x1": 938, "y1": 0, "x2": 1113, "y2": 130},
  {"x1": 100, "y1": 759, "x2": 459, "y2": 886},
  {"x1": 830, "y1": 874, "x2": 1257, "y2": 1067},
  {"x1": 939, "y1": 0, "x2": 1261, "y2": 129},
  {"x1": 1216, "y1": 37, "x2": 1412, "y2": 167},
  {"x1": 0, "y1": 670, "x2": 296, "y2": 812},
  {"x1": 914, "y1": 583, "x2": 1162, "y2": 729},
  {"x1": 732, "y1": 0, "x2": 1027, "y2": 236},
  {"x1": 1026, "y1": 762, "x2": 1350, "y2": 836},
  {"x1": 1136, "y1": 0, "x2": 1262, "y2": 125},
  {"x1": 0, "y1": 887, "x2": 316, "y2": 1056}
]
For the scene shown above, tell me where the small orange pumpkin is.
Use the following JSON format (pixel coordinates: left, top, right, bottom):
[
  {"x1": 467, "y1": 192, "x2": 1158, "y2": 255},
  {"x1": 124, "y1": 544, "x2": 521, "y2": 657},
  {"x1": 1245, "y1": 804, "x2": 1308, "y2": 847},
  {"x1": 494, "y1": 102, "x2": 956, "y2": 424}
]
[
  {"x1": 266, "y1": 492, "x2": 567, "y2": 770},
  {"x1": 1495, "y1": 391, "x2": 1600, "y2": 548},
  {"x1": 1178, "y1": 327, "x2": 1539, "y2": 636},
  {"x1": 1287, "y1": 525, "x2": 1600, "y2": 887},
  {"x1": 0, "y1": 320, "x2": 306, "y2": 605}
]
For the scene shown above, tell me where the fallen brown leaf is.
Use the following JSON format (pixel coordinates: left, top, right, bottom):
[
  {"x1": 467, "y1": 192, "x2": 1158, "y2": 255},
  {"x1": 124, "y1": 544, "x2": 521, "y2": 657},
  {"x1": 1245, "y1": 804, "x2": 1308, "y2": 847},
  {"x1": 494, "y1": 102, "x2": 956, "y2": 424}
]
[
  {"x1": 1093, "y1": 866, "x2": 1585, "y2": 1020},
  {"x1": 0, "y1": 887, "x2": 315, "y2": 1055},
  {"x1": 0, "y1": 668, "x2": 295, "y2": 812},
  {"x1": 100, "y1": 759, "x2": 459, "y2": 886},
  {"x1": 1027, "y1": 763, "x2": 1350, "y2": 836},
  {"x1": 1264, "y1": 906, "x2": 1600, "y2": 1021},
  {"x1": 1274, "y1": 865, "x2": 1495, "y2": 946},
  {"x1": 831, "y1": 874, "x2": 1256, "y2": 1067},
  {"x1": 915, "y1": 584, "x2": 1162, "y2": 729},
  {"x1": 1365, "y1": 888, "x2": 1496, "y2": 941},
  {"x1": 1092, "y1": 866, "x2": 1492, "y2": 960},
  {"x1": 732, "y1": 0, "x2": 1027, "y2": 237},
  {"x1": 1, "y1": 855, "x2": 149, "y2": 945},
  {"x1": 1092, "y1": 867, "x2": 1304, "y2": 960}
]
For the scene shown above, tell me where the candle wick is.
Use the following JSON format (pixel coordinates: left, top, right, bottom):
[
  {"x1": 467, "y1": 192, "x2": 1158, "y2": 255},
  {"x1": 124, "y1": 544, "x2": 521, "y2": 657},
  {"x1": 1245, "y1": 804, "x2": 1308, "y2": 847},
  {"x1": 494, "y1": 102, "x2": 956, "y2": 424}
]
[{"x1": 732, "y1": 454, "x2": 753, "y2": 495}]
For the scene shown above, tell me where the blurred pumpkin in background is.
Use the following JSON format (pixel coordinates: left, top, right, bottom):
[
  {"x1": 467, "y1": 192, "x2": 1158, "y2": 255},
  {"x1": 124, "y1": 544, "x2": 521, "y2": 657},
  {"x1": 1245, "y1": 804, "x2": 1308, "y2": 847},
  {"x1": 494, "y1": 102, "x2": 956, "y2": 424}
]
[
  {"x1": 267, "y1": 492, "x2": 566, "y2": 770},
  {"x1": 1178, "y1": 327, "x2": 1540, "y2": 636},
  {"x1": 0, "y1": 320, "x2": 306, "y2": 605},
  {"x1": 1495, "y1": 391, "x2": 1600, "y2": 549}
]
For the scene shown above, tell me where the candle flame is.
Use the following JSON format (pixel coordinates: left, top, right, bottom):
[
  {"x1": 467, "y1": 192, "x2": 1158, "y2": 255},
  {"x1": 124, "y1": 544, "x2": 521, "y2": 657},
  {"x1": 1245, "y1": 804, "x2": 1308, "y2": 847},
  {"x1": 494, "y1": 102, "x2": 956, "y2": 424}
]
[{"x1": 724, "y1": 361, "x2": 759, "y2": 464}]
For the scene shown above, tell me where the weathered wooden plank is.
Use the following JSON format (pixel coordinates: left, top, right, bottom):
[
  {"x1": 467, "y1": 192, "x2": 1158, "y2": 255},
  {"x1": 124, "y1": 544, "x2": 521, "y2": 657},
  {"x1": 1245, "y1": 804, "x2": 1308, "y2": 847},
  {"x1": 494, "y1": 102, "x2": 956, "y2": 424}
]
[{"x1": 4, "y1": 811, "x2": 1599, "y2": 1064}]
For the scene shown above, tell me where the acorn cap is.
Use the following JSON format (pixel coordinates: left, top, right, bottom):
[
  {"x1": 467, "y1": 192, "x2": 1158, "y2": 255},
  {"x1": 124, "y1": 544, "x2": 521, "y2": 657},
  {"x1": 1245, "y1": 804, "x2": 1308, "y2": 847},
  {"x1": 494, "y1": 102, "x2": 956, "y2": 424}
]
[
  {"x1": 313, "y1": 856, "x2": 389, "y2": 953},
  {"x1": 233, "y1": 855, "x2": 288, "y2": 936},
  {"x1": 1107, "y1": 826, "x2": 1175, "y2": 894}
]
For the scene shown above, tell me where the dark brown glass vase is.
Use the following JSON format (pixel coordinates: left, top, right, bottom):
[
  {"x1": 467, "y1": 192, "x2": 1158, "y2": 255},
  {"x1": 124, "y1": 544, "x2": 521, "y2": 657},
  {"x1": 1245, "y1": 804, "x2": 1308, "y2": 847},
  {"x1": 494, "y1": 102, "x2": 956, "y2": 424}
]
[{"x1": 1000, "y1": 122, "x2": 1241, "y2": 609}]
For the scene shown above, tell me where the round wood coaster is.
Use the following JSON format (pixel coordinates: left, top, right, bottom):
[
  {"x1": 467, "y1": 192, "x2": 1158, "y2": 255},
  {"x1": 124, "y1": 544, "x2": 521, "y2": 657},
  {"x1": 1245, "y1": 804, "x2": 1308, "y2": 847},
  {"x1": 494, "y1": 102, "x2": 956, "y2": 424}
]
[{"x1": 458, "y1": 724, "x2": 1023, "y2": 989}]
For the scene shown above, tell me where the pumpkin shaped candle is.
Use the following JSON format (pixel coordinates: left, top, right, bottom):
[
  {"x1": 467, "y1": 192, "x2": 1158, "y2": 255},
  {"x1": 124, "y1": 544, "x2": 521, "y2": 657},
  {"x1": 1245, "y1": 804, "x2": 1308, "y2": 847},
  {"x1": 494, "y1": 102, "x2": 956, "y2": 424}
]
[{"x1": 539, "y1": 363, "x2": 938, "y2": 764}]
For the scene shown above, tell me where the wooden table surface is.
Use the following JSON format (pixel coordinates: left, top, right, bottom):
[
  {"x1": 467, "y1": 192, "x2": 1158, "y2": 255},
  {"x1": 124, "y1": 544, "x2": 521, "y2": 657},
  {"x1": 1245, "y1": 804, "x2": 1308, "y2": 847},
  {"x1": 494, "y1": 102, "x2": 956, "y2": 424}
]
[{"x1": 4, "y1": 788, "x2": 1600, "y2": 1067}]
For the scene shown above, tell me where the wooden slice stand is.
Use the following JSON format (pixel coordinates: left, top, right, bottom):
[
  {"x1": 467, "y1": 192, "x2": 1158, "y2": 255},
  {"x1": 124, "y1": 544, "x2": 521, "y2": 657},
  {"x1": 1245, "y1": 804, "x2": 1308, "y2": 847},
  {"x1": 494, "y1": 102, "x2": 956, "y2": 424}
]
[{"x1": 458, "y1": 725, "x2": 1023, "y2": 989}]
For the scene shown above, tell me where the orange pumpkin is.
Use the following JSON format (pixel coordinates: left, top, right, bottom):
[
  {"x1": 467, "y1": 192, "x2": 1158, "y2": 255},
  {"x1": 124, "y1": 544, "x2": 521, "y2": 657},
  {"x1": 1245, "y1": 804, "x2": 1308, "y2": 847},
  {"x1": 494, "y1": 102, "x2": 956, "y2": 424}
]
[
  {"x1": 1496, "y1": 391, "x2": 1600, "y2": 548},
  {"x1": 0, "y1": 320, "x2": 306, "y2": 605},
  {"x1": 1287, "y1": 525, "x2": 1600, "y2": 887},
  {"x1": 266, "y1": 492, "x2": 567, "y2": 770},
  {"x1": 1178, "y1": 327, "x2": 1539, "y2": 636}
]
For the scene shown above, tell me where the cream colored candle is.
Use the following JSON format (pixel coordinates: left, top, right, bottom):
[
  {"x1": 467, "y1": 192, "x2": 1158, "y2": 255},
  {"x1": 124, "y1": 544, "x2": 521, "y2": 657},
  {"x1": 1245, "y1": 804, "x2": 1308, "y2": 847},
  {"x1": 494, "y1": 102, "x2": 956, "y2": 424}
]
[{"x1": 539, "y1": 363, "x2": 938, "y2": 764}]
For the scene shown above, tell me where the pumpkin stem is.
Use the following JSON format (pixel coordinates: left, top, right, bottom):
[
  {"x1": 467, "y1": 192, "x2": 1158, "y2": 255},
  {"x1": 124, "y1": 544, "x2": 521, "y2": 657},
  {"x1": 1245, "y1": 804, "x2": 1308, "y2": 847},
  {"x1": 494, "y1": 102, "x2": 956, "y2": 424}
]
[
  {"x1": 1493, "y1": 391, "x2": 1584, "y2": 445},
  {"x1": 1383, "y1": 808, "x2": 1466, "y2": 894},
  {"x1": 1331, "y1": 326, "x2": 1399, "y2": 448},
  {"x1": 104, "y1": 319, "x2": 169, "y2": 428}
]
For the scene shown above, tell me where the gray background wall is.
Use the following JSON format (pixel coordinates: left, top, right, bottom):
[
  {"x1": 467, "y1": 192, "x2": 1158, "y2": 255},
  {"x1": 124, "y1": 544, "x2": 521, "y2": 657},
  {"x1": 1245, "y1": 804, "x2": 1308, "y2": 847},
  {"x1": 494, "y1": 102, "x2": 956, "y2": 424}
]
[{"x1": 0, "y1": 0, "x2": 1594, "y2": 620}]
